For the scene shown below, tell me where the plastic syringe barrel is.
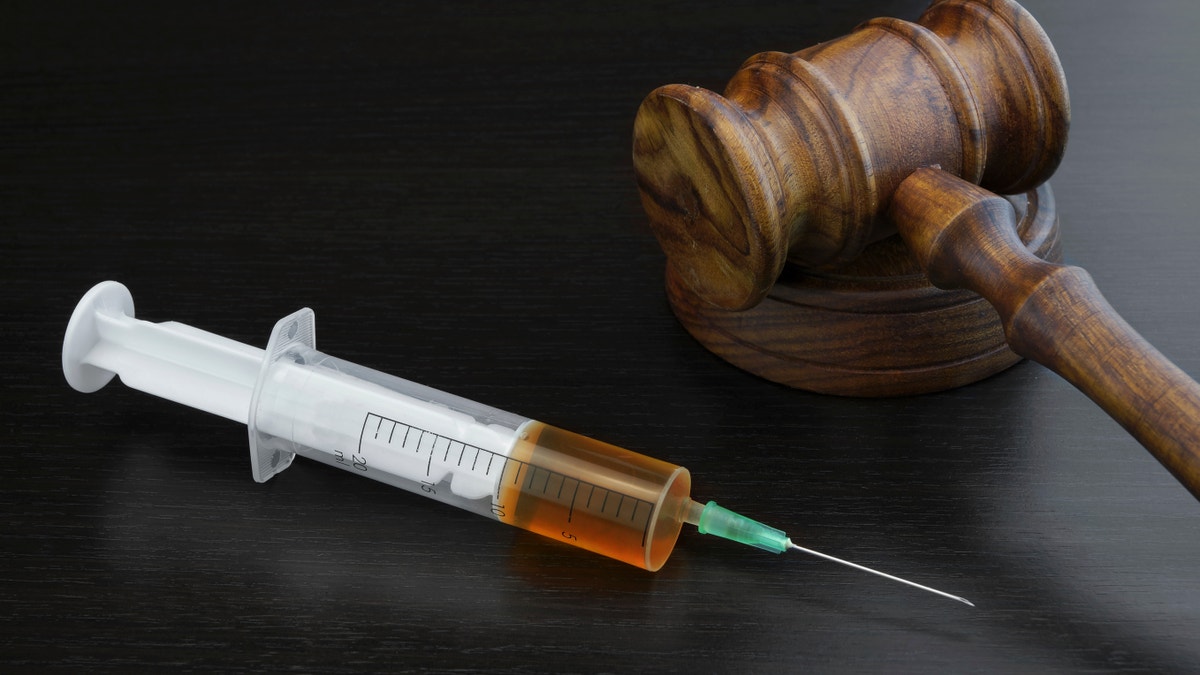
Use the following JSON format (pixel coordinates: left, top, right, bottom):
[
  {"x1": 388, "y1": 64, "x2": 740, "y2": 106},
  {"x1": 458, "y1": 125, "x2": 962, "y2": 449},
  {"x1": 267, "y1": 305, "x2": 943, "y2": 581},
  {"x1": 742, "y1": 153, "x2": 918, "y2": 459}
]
[{"x1": 63, "y1": 281, "x2": 696, "y2": 571}]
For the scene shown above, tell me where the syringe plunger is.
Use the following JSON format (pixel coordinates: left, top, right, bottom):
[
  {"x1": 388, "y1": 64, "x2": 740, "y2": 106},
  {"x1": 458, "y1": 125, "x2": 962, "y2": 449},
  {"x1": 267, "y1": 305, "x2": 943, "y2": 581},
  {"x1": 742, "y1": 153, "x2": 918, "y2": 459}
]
[
  {"x1": 62, "y1": 281, "x2": 976, "y2": 604},
  {"x1": 62, "y1": 281, "x2": 693, "y2": 569}
]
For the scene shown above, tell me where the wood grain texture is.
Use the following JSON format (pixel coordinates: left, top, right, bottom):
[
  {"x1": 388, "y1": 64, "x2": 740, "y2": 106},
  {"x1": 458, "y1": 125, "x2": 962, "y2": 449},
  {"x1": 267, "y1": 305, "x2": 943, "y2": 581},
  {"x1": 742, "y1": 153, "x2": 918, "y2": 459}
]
[
  {"x1": 893, "y1": 168, "x2": 1200, "y2": 499},
  {"x1": 633, "y1": 0, "x2": 1069, "y2": 311},
  {"x1": 666, "y1": 184, "x2": 1062, "y2": 395},
  {"x1": 632, "y1": 0, "x2": 1074, "y2": 395},
  {"x1": 4, "y1": 1, "x2": 1200, "y2": 672}
]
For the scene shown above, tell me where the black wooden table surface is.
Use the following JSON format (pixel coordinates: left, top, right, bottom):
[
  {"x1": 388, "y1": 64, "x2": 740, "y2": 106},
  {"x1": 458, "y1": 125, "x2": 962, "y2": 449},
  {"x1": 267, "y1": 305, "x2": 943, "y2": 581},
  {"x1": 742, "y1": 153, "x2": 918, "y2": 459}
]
[{"x1": 5, "y1": 1, "x2": 1200, "y2": 671}]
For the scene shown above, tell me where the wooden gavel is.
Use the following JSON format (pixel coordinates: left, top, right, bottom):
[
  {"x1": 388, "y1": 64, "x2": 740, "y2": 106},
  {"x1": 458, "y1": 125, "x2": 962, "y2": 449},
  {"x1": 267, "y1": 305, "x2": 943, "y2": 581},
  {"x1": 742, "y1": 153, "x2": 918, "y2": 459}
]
[{"x1": 632, "y1": 0, "x2": 1200, "y2": 500}]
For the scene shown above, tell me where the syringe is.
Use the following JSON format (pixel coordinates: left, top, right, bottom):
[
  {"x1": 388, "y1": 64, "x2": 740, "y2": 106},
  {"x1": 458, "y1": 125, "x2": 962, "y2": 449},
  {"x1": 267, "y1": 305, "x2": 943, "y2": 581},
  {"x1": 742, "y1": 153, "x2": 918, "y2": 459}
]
[{"x1": 63, "y1": 281, "x2": 972, "y2": 606}]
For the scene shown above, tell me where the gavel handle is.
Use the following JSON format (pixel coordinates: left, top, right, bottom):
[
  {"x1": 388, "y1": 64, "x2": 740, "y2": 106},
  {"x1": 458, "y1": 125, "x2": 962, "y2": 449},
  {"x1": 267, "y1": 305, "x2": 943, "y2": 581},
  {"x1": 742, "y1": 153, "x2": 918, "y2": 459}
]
[{"x1": 892, "y1": 167, "x2": 1200, "y2": 501}]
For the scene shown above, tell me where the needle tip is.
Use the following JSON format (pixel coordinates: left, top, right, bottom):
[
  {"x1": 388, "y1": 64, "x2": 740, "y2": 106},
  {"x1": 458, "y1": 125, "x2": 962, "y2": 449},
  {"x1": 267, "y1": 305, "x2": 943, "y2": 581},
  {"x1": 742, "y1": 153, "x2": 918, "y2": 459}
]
[{"x1": 786, "y1": 540, "x2": 974, "y2": 608}]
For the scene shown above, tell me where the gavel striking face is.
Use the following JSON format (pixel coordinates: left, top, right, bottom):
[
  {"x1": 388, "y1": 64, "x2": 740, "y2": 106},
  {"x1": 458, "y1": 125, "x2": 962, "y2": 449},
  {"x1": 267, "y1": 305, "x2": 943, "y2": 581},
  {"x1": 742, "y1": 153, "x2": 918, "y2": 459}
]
[
  {"x1": 632, "y1": 0, "x2": 1200, "y2": 501},
  {"x1": 634, "y1": 0, "x2": 1068, "y2": 311}
]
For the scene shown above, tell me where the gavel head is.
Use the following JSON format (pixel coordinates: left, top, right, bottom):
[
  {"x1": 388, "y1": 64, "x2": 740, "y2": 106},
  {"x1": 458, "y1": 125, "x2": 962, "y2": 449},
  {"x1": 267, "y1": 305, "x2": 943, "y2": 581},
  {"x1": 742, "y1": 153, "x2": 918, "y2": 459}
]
[{"x1": 633, "y1": 0, "x2": 1070, "y2": 311}]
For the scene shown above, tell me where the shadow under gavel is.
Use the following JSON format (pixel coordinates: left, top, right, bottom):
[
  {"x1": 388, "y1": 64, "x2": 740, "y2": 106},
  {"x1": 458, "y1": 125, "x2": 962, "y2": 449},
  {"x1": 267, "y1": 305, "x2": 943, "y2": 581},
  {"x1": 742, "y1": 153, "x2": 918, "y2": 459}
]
[{"x1": 632, "y1": 0, "x2": 1200, "y2": 500}]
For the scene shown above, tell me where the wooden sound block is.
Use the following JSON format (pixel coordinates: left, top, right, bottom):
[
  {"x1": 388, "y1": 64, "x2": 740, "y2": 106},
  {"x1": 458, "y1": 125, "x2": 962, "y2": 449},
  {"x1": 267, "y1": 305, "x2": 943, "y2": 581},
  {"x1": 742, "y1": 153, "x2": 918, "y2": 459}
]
[
  {"x1": 638, "y1": 0, "x2": 1200, "y2": 500},
  {"x1": 666, "y1": 183, "x2": 1060, "y2": 397}
]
